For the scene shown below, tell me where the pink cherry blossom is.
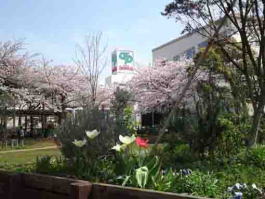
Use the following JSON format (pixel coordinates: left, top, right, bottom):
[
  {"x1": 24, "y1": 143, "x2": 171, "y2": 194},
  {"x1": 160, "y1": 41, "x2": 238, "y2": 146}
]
[{"x1": 129, "y1": 59, "x2": 206, "y2": 112}]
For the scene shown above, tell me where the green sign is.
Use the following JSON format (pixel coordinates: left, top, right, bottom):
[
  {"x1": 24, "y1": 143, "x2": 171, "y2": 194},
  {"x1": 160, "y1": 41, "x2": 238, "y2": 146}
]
[{"x1": 119, "y1": 52, "x2": 133, "y2": 64}]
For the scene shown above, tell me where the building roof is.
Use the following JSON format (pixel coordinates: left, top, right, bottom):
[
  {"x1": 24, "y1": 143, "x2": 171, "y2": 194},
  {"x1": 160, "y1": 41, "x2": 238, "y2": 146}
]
[
  {"x1": 152, "y1": 17, "x2": 228, "y2": 52},
  {"x1": 152, "y1": 32, "x2": 193, "y2": 52}
]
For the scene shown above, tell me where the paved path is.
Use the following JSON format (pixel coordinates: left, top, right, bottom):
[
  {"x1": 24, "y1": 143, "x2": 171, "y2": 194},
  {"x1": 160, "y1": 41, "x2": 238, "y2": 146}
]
[{"x1": 0, "y1": 146, "x2": 59, "y2": 154}]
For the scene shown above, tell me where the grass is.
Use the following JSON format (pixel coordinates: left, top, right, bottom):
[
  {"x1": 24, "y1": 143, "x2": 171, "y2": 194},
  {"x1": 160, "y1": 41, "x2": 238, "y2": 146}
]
[
  {"x1": 0, "y1": 148, "x2": 61, "y2": 172},
  {"x1": 0, "y1": 138, "x2": 56, "y2": 151}
]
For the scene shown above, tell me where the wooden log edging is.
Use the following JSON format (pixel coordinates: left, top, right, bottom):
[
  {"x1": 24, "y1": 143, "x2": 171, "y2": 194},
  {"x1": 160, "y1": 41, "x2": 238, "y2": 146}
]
[
  {"x1": 0, "y1": 171, "x2": 212, "y2": 199},
  {"x1": 0, "y1": 171, "x2": 92, "y2": 199},
  {"x1": 92, "y1": 183, "x2": 210, "y2": 199}
]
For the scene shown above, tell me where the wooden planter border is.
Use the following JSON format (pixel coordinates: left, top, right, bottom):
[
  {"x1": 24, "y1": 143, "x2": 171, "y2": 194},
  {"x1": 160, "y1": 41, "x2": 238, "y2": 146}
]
[{"x1": 0, "y1": 171, "x2": 211, "y2": 199}]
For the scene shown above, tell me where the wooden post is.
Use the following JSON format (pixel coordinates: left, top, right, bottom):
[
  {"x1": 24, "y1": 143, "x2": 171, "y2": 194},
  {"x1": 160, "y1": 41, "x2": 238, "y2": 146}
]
[
  {"x1": 41, "y1": 115, "x2": 47, "y2": 136},
  {"x1": 41, "y1": 114, "x2": 44, "y2": 135},
  {"x1": 41, "y1": 103, "x2": 45, "y2": 136},
  {"x1": 58, "y1": 113, "x2": 62, "y2": 125},
  {"x1": 70, "y1": 182, "x2": 92, "y2": 199},
  {"x1": 30, "y1": 116, "x2": 34, "y2": 134},
  {"x1": 25, "y1": 116, "x2": 28, "y2": 132},
  {"x1": 18, "y1": 115, "x2": 21, "y2": 127},
  {"x1": 3, "y1": 115, "x2": 7, "y2": 130}
]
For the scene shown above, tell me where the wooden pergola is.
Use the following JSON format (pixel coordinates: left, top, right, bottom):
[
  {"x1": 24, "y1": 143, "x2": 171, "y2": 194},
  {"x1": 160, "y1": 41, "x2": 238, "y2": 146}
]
[{"x1": 0, "y1": 109, "x2": 64, "y2": 133}]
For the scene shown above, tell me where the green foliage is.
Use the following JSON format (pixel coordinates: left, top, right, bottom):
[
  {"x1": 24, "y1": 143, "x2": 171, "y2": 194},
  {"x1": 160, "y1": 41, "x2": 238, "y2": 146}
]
[
  {"x1": 57, "y1": 108, "x2": 117, "y2": 179},
  {"x1": 70, "y1": 156, "x2": 116, "y2": 183},
  {"x1": 0, "y1": 163, "x2": 34, "y2": 173},
  {"x1": 214, "y1": 113, "x2": 246, "y2": 158},
  {"x1": 150, "y1": 169, "x2": 176, "y2": 192},
  {"x1": 245, "y1": 145, "x2": 265, "y2": 169},
  {"x1": 58, "y1": 108, "x2": 115, "y2": 160},
  {"x1": 135, "y1": 166, "x2": 148, "y2": 188},
  {"x1": 31, "y1": 140, "x2": 265, "y2": 198},
  {"x1": 123, "y1": 106, "x2": 139, "y2": 134},
  {"x1": 174, "y1": 171, "x2": 220, "y2": 198},
  {"x1": 162, "y1": 141, "x2": 197, "y2": 169},
  {"x1": 110, "y1": 88, "x2": 133, "y2": 134},
  {"x1": 36, "y1": 155, "x2": 65, "y2": 174},
  {"x1": 111, "y1": 88, "x2": 132, "y2": 117}
]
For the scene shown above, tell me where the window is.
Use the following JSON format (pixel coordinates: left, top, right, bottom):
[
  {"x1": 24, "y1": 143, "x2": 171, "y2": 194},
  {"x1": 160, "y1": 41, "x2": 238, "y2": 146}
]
[
  {"x1": 198, "y1": 41, "x2": 208, "y2": 49},
  {"x1": 185, "y1": 47, "x2": 196, "y2": 59},
  {"x1": 173, "y1": 55, "x2": 180, "y2": 61}
]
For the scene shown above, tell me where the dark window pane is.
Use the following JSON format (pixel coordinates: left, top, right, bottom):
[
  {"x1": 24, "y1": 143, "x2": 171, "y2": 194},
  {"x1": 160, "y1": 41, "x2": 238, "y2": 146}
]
[
  {"x1": 198, "y1": 41, "x2": 208, "y2": 48},
  {"x1": 185, "y1": 47, "x2": 195, "y2": 59}
]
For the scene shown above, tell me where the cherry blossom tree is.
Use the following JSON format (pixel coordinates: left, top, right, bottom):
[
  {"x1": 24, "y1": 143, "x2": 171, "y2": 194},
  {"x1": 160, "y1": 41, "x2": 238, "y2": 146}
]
[
  {"x1": 0, "y1": 41, "x2": 33, "y2": 106},
  {"x1": 0, "y1": 39, "x2": 111, "y2": 129},
  {"x1": 130, "y1": 60, "x2": 207, "y2": 113},
  {"x1": 36, "y1": 61, "x2": 86, "y2": 109}
]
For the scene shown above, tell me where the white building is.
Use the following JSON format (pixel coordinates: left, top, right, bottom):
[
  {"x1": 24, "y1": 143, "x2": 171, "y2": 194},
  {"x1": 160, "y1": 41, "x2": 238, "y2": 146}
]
[
  {"x1": 152, "y1": 21, "x2": 239, "y2": 62},
  {"x1": 105, "y1": 49, "x2": 136, "y2": 88},
  {"x1": 152, "y1": 32, "x2": 209, "y2": 62}
]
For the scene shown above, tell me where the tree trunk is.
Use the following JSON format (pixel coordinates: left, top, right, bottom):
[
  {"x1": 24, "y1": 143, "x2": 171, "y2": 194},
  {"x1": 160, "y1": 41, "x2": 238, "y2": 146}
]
[
  {"x1": 3, "y1": 115, "x2": 7, "y2": 130},
  {"x1": 18, "y1": 116, "x2": 21, "y2": 127},
  {"x1": 41, "y1": 103, "x2": 45, "y2": 135},
  {"x1": 30, "y1": 116, "x2": 34, "y2": 133},
  {"x1": 25, "y1": 116, "x2": 28, "y2": 132},
  {"x1": 248, "y1": 104, "x2": 264, "y2": 147},
  {"x1": 60, "y1": 94, "x2": 67, "y2": 124}
]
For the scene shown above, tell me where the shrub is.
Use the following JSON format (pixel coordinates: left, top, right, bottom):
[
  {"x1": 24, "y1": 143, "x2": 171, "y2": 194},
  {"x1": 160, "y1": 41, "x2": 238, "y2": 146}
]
[
  {"x1": 173, "y1": 170, "x2": 220, "y2": 198},
  {"x1": 161, "y1": 142, "x2": 198, "y2": 169},
  {"x1": 245, "y1": 145, "x2": 265, "y2": 168},
  {"x1": 214, "y1": 113, "x2": 246, "y2": 158},
  {"x1": 57, "y1": 108, "x2": 117, "y2": 177}
]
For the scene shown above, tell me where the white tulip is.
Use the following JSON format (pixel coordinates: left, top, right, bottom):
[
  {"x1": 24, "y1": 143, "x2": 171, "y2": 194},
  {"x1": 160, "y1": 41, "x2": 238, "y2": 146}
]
[
  {"x1": 72, "y1": 139, "x2": 86, "y2": 147},
  {"x1": 252, "y1": 183, "x2": 262, "y2": 193},
  {"x1": 112, "y1": 144, "x2": 123, "y2": 152},
  {"x1": 119, "y1": 135, "x2": 136, "y2": 145},
  {"x1": 86, "y1": 129, "x2": 100, "y2": 139}
]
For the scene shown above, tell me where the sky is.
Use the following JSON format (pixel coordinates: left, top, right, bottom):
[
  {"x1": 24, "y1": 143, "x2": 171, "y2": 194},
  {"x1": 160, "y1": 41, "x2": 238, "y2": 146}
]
[{"x1": 0, "y1": 0, "x2": 183, "y2": 79}]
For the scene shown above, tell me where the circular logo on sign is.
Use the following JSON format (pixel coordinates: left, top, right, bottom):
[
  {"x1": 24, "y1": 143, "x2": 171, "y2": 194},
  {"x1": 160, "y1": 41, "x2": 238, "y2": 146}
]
[{"x1": 119, "y1": 52, "x2": 133, "y2": 64}]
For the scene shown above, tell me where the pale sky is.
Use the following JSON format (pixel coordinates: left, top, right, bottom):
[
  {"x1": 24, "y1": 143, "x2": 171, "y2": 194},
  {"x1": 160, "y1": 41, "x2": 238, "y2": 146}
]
[{"x1": 0, "y1": 0, "x2": 183, "y2": 79}]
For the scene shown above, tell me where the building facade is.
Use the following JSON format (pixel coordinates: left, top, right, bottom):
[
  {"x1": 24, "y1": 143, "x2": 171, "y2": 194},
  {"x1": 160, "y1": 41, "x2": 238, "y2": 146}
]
[
  {"x1": 152, "y1": 20, "x2": 241, "y2": 62},
  {"x1": 152, "y1": 32, "x2": 208, "y2": 62}
]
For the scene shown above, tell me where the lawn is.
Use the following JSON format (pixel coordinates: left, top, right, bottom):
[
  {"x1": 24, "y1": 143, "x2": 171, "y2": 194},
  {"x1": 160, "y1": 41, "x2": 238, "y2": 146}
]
[
  {"x1": 0, "y1": 148, "x2": 61, "y2": 172},
  {"x1": 0, "y1": 138, "x2": 57, "y2": 151}
]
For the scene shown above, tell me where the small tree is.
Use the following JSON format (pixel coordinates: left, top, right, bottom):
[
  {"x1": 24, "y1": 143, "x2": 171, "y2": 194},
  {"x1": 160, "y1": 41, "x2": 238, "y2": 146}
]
[
  {"x1": 75, "y1": 33, "x2": 107, "y2": 107},
  {"x1": 110, "y1": 87, "x2": 132, "y2": 135}
]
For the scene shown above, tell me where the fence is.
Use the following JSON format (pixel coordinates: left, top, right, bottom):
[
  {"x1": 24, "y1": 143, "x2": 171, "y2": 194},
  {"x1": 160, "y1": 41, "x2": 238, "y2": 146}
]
[{"x1": 0, "y1": 171, "x2": 210, "y2": 199}]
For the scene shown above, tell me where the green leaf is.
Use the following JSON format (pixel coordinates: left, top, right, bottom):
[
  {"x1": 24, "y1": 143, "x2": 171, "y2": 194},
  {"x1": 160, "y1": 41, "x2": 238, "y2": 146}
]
[{"x1": 135, "y1": 166, "x2": 149, "y2": 188}]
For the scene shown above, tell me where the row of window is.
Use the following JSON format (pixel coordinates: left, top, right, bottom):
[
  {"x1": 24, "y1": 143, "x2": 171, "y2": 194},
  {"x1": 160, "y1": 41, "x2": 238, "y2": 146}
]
[{"x1": 173, "y1": 41, "x2": 208, "y2": 61}]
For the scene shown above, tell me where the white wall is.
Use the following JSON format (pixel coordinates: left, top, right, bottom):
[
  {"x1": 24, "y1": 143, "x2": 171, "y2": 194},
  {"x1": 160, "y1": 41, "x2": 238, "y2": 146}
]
[
  {"x1": 152, "y1": 32, "x2": 207, "y2": 62},
  {"x1": 152, "y1": 22, "x2": 238, "y2": 62},
  {"x1": 105, "y1": 73, "x2": 135, "y2": 88}
]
